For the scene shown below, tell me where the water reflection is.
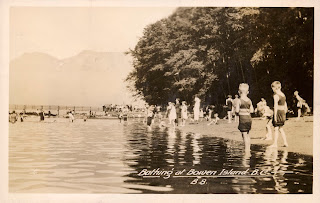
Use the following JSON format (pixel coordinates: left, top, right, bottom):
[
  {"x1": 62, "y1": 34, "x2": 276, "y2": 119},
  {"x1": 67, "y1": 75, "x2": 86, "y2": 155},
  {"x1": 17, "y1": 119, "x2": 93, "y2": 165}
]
[
  {"x1": 124, "y1": 123, "x2": 312, "y2": 194},
  {"x1": 9, "y1": 119, "x2": 312, "y2": 193}
]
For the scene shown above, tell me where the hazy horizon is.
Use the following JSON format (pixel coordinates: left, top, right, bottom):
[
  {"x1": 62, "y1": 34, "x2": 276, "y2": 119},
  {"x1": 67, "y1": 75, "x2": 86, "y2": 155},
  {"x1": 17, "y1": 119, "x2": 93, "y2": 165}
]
[
  {"x1": 10, "y1": 7, "x2": 176, "y2": 106},
  {"x1": 10, "y1": 50, "x2": 145, "y2": 107}
]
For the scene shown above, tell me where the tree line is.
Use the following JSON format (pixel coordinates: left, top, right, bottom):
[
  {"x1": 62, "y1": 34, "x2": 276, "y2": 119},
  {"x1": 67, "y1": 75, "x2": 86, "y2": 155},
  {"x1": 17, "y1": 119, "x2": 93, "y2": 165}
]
[{"x1": 126, "y1": 7, "x2": 313, "y2": 110}]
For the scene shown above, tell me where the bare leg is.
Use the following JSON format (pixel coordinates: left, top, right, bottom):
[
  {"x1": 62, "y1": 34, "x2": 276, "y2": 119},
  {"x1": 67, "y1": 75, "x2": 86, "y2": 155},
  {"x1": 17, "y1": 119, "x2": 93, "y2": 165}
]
[
  {"x1": 235, "y1": 115, "x2": 239, "y2": 123},
  {"x1": 279, "y1": 127, "x2": 288, "y2": 147},
  {"x1": 265, "y1": 122, "x2": 272, "y2": 140},
  {"x1": 297, "y1": 109, "x2": 301, "y2": 120},
  {"x1": 245, "y1": 132, "x2": 251, "y2": 151},
  {"x1": 270, "y1": 126, "x2": 279, "y2": 147},
  {"x1": 242, "y1": 132, "x2": 251, "y2": 155},
  {"x1": 228, "y1": 111, "x2": 232, "y2": 123},
  {"x1": 207, "y1": 120, "x2": 214, "y2": 125}
]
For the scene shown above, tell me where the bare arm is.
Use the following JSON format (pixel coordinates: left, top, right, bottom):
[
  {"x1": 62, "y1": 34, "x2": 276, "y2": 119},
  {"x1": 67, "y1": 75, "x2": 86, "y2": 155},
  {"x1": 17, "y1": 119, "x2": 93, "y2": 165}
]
[
  {"x1": 273, "y1": 95, "x2": 279, "y2": 121},
  {"x1": 250, "y1": 101, "x2": 254, "y2": 113},
  {"x1": 235, "y1": 99, "x2": 240, "y2": 114},
  {"x1": 285, "y1": 102, "x2": 288, "y2": 113}
]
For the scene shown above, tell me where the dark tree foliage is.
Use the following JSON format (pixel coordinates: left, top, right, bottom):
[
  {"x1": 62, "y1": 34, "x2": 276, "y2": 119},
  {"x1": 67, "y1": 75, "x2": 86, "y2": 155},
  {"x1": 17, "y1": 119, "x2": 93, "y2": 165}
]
[{"x1": 126, "y1": 7, "x2": 313, "y2": 109}]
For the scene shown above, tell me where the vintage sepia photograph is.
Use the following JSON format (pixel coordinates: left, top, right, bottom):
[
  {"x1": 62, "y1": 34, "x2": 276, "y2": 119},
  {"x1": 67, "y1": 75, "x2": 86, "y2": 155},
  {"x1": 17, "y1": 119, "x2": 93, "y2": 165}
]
[{"x1": 2, "y1": 1, "x2": 318, "y2": 200}]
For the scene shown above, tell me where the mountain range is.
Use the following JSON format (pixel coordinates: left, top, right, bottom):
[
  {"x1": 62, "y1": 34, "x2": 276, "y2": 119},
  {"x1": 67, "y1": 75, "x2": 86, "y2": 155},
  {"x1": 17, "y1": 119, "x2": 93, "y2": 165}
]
[{"x1": 9, "y1": 50, "x2": 136, "y2": 106}]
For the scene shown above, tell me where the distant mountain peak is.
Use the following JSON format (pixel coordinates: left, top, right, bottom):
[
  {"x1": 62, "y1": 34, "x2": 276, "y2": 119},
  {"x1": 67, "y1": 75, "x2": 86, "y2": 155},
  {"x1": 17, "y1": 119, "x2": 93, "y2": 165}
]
[{"x1": 10, "y1": 50, "x2": 134, "y2": 106}]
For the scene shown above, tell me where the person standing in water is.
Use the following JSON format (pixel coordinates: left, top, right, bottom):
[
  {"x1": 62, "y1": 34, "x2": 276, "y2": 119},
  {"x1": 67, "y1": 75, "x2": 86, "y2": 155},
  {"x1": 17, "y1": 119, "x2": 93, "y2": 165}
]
[
  {"x1": 68, "y1": 110, "x2": 74, "y2": 122},
  {"x1": 155, "y1": 105, "x2": 162, "y2": 122},
  {"x1": 167, "y1": 102, "x2": 177, "y2": 127},
  {"x1": 175, "y1": 98, "x2": 181, "y2": 126},
  {"x1": 39, "y1": 109, "x2": 45, "y2": 121},
  {"x1": 118, "y1": 111, "x2": 123, "y2": 123},
  {"x1": 226, "y1": 95, "x2": 233, "y2": 123},
  {"x1": 146, "y1": 105, "x2": 155, "y2": 129},
  {"x1": 193, "y1": 97, "x2": 201, "y2": 123},
  {"x1": 123, "y1": 106, "x2": 128, "y2": 122},
  {"x1": 9, "y1": 111, "x2": 18, "y2": 123},
  {"x1": 232, "y1": 94, "x2": 240, "y2": 123},
  {"x1": 180, "y1": 101, "x2": 188, "y2": 126},
  {"x1": 235, "y1": 83, "x2": 254, "y2": 154},
  {"x1": 262, "y1": 104, "x2": 273, "y2": 141},
  {"x1": 270, "y1": 81, "x2": 289, "y2": 148},
  {"x1": 83, "y1": 114, "x2": 88, "y2": 122}
]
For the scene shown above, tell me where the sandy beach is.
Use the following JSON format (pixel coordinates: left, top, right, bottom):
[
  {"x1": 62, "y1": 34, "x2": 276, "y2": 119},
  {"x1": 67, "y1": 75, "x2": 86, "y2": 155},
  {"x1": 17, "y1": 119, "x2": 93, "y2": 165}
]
[{"x1": 174, "y1": 116, "x2": 313, "y2": 156}]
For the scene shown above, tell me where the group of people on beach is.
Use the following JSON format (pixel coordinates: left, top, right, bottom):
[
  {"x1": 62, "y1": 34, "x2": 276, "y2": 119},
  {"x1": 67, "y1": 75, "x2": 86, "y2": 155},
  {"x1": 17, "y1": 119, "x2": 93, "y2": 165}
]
[
  {"x1": 9, "y1": 81, "x2": 311, "y2": 154},
  {"x1": 140, "y1": 80, "x2": 312, "y2": 154}
]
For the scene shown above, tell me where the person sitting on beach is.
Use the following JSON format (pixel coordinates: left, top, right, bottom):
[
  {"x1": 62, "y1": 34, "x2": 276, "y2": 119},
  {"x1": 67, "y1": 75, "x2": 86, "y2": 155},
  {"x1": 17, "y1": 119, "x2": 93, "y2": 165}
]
[
  {"x1": 270, "y1": 81, "x2": 288, "y2": 148},
  {"x1": 226, "y1": 95, "x2": 233, "y2": 123},
  {"x1": 235, "y1": 83, "x2": 254, "y2": 154},
  {"x1": 207, "y1": 113, "x2": 219, "y2": 125},
  {"x1": 294, "y1": 91, "x2": 310, "y2": 120}
]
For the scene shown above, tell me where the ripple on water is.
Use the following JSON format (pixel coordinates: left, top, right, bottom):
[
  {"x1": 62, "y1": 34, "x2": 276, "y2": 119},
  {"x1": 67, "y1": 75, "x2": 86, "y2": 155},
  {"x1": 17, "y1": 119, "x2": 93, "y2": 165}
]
[{"x1": 9, "y1": 120, "x2": 313, "y2": 194}]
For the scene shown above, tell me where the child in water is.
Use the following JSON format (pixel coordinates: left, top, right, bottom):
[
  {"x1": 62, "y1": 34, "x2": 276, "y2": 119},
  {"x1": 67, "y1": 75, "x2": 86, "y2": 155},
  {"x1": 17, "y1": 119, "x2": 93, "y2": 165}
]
[
  {"x1": 68, "y1": 111, "x2": 74, "y2": 122},
  {"x1": 235, "y1": 83, "x2": 254, "y2": 153},
  {"x1": 270, "y1": 81, "x2": 288, "y2": 147},
  {"x1": 9, "y1": 111, "x2": 18, "y2": 123},
  {"x1": 232, "y1": 95, "x2": 240, "y2": 123},
  {"x1": 226, "y1": 95, "x2": 233, "y2": 123},
  {"x1": 118, "y1": 112, "x2": 123, "y2": 123},
  {"x1": 262, "y1": 105, "x2": 273, "y2": 141},
  {"x1": 146, "y1": 105, "x2": 155, "y2": 129},
  {"x1": 180, "y1": 101, "x2": 188, "y2": 126},
  {"x1": 167, "y1": 102, "x2": 177, "y2": 127}
]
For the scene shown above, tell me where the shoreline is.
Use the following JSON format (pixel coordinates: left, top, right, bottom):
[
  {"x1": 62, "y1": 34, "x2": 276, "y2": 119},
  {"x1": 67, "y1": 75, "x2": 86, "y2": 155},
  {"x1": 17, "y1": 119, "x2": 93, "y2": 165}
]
[
  {"x1": 172, "y1": 116, "x2": 313, "y2": 156},
  {"x1": 10, "y1": 115, "x2": 313, "y2": 156}
]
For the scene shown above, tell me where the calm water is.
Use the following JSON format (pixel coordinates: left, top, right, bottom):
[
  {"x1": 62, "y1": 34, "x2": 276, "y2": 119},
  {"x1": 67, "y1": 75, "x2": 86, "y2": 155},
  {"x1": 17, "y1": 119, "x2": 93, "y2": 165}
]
[{"x1": 9, "y1": 118, "x2": 313, "y2": 194}]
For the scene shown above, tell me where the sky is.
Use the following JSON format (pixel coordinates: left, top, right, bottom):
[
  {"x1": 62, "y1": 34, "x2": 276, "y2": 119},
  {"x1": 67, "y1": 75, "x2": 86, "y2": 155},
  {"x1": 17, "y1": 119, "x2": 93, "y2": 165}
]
[
  {"x1": 10, "y1": 7, "x2": 176, "y2": 60},
  {"x1": 9, "y1": 7, "x2": 176, "y2": 106}
]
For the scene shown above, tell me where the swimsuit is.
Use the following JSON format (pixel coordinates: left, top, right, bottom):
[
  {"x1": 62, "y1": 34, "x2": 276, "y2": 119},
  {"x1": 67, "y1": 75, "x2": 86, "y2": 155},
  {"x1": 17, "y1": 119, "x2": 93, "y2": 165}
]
[
  {"x1": 227, "y1": 99, "x2": 233, "y2": 111},
  {"x1": 273, "y1": 94, "x2": 286, "y2": 127},
  {"x1": 238, "y1": 98, "x2": 252, "y2": 132}
]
